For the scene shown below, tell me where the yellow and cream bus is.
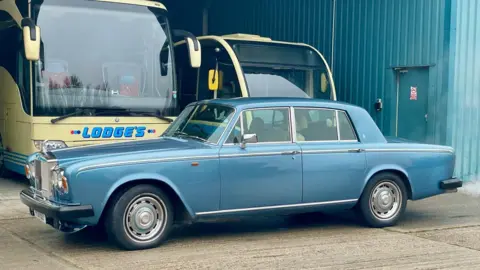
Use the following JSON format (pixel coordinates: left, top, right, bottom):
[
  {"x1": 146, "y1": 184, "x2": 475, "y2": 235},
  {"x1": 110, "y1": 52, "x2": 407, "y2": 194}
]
[
  {"x1": 174, "y1": 33, "x2": 337, "y2": 108},
  {"x1": 0, "y1": 0, "x2": 202, "y2": 176},
  {"x1": 0, "y1": 0, "x2": 337, "y2": 176}
]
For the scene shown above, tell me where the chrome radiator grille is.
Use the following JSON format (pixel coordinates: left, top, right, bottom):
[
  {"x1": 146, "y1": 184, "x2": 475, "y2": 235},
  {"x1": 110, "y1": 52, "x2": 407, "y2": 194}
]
[{"x1": 31, "y1": 156, "x2": 57, "y2": 199}]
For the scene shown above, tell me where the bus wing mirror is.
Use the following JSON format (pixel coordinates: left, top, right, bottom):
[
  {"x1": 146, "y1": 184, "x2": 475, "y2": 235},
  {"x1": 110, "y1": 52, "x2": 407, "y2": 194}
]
[
  {"x1": 208, "y1": 69, "x2": 223, "y2": 91},
  {"x1": 21, "y1": 18, "x2": 40, "y2": 61},
  {"x1": 172, "y1": 29, "x2": 201, "y2": 68},
  {"x1": 320, "y1": 73, "x2": 329, "y2": 93}
]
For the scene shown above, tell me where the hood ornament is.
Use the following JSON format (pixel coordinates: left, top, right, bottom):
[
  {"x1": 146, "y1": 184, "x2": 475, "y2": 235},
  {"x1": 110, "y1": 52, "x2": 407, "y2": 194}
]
[{"x1": 41, "y1": 139, "x2": 49, "y2": 154}]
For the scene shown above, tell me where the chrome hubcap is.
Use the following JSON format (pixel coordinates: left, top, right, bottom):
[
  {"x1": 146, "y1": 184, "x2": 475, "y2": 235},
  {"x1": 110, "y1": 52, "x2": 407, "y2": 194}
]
[
  {"x1": 370, "y1": 181, "x2": 402, "y2": 220},
  {"x1": 124, "y1": 194, "x2": 167, "y2": 243}
]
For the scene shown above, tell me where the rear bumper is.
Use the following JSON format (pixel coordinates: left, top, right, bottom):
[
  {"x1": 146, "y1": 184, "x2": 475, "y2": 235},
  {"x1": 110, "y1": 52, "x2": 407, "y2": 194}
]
[
  {"x1": 20, "y1": 188, "x2": 94, "y2": 220},
  {"x1": 440, "y1": 178, "x2": 462, "y2": 190}
]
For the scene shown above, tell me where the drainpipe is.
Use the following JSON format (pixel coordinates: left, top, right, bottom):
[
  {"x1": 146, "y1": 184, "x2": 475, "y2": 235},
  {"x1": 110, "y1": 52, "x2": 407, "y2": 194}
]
[
  {"x1": 202, "y1": 7, "x2": 208, "y2": 35},
  {"x1": 331, "y1": 0, "x2": 337, "y2": 74},
  {"x1": 203, "y1": 0, "x2": 213, "y2": 35}
]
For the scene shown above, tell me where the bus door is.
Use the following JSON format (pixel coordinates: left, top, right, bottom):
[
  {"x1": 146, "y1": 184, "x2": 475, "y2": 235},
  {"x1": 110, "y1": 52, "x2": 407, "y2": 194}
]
[{"x1": 198, "y1": 42, "x2": 241, "y2": 101}]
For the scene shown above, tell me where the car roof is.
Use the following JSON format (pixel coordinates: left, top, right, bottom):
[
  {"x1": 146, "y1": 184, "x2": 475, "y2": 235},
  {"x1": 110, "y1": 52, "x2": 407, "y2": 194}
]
[{"x1": 194, "y1": 97, "x2": 361, "y2": 111}]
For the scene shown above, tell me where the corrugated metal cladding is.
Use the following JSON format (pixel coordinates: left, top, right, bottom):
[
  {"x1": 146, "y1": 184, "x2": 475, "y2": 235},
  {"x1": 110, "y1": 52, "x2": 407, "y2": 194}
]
[
  {"x1": 163, "y1": 0, "x2": 205, "y2": 36},
  {"x1": 201, "y1": 0, "x2": 479, "y2": 181},
  {"x1": 207, "y1": 0, "x2": 449, "y2": 145},
  {"x1": 333, "y1": 0, "x2": 450, "y2": 146},
  {"x1": 208, "y1": 0, "x2": 334, "y2": 64},
  {"x1": 448, "y1": 0, "x2": 480, "y2": 181}
]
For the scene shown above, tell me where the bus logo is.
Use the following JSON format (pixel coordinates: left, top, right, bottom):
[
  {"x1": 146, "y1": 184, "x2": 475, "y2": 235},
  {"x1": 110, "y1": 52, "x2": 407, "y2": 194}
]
[{"x1": 70, "y1": 126, "x2": 156, "y2": 139}]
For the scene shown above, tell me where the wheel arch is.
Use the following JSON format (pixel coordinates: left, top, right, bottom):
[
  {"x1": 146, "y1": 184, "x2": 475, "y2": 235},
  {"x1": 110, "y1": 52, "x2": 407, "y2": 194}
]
[
  {"x1": 99, "y1": 176, "x2": 195, "y2": 226},
  {"x1": 363, "y1": 166, "x2": 413, "y2": 200}
]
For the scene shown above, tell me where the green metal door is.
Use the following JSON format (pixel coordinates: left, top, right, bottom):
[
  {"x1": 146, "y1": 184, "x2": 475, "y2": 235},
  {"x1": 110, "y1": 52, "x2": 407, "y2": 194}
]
[{"x1": 396, "y1": 68, "x2": 429, "y2": 142}]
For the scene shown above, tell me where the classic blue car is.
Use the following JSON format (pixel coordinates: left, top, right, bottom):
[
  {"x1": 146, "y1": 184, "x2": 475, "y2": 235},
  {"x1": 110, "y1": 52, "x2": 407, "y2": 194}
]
[{"x1": 20, "y1": 97, "x2": 462, "y2": 250}]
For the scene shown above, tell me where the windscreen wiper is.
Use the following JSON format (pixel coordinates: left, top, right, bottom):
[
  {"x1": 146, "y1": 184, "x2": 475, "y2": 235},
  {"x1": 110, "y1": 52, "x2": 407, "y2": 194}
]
[
  {"x1": 173, "y1": 131, "x2": 208, "y2": 143},
  {"x1": 50, "y1": 108, "x2": 94, "y2": 124},
  {"x1": 51, "y1": 108, "x2": 174, "y2": 124},
  {"x1": 93, "y1": 108, "x2": 174, "y2": 123},
  {"x1": 130, "y1": 112, "x2": 174, "y2": 123}
]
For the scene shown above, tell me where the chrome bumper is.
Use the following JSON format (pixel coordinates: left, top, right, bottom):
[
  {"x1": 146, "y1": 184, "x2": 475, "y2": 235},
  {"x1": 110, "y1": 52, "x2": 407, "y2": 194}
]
[
  {"x1": 20, "y1": 188, "x2": 94, "y2": 220},
  {"x1": 440, "y1": 177, "x2": 462, "y2": 191}
]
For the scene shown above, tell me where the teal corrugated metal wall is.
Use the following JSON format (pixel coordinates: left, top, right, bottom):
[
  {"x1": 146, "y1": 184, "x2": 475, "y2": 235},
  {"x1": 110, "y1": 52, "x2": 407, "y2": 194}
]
[
  {"x1": 208, "y1": 0, "x2": 334, "y2": 63},
  {"x1": 163, "y1": 0, "x2": 205, "y2": 36},
  {"x1": 448, "y1": 0, "x2": 480, "y2": 181},
  {"x1": 207, "y1": 0, "x2": 450, "y2": 145},
  {"x1": 202, "y1": 0, "x2": 480, "y2": 181},
  {"x1": 333, "y1": 0, "x2": 450, "y2": 145}
]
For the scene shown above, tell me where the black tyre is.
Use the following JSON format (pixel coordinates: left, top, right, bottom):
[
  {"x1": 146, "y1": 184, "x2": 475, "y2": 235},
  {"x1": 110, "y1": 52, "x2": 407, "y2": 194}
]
[
  {"x1": 105, "y1": 184, "x2": 174, "y2": 250},
  {"x1": 356, "y1": 172, "x2": 408, "y2": 228}
]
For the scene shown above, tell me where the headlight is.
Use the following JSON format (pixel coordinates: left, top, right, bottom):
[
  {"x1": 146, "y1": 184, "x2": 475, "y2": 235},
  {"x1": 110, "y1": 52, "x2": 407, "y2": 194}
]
[
  {"x1": 34, "y1": 140, "x2": 68, "y2": 151},
  {"x1": 52, "y1": 168, "x2": 69, "y2": 195}
]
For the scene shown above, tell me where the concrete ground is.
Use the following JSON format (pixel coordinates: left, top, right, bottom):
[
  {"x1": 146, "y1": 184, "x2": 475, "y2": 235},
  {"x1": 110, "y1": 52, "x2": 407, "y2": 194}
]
[{"x1": 1, "y1": 175, "x2": 480, "y2": 269}]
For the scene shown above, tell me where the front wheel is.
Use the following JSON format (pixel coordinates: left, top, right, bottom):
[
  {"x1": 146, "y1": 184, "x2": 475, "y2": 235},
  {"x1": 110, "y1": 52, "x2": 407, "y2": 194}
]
[
  {"x1": 105, "y1": 184, "x2": 174, "y2": 250},
  {"x1": 356, "y1": 173, "x2": 408, "y2": 228}
]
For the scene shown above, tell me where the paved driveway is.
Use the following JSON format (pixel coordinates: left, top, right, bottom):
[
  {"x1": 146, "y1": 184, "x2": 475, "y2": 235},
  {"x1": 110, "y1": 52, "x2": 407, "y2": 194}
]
[{"x1": 1, "y1": 176, "x2": 480, "y2": 269}]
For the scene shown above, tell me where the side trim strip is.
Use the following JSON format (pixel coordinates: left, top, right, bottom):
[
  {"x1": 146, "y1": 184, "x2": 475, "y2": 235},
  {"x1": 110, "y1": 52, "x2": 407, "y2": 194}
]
[
  {"x1": 78, "y1": 155, "x2": 218, "y2": 172},
  {"x1": 77, "y1": 148, "x2": 452, "y2": 172},
  {"x1": 220, "y1": 151, "x2": 285, "y2": 158},
  {"x1": 364, "y1": 148, "x2": 454, "y2": 154},
  {"x1": 302, "y1": 148, "x2": 452, "y2": 154},
  {"x1": 302, "y1": 149, "x2": 358, "y2": 154},
  {"x1": 196, "y1": 199, "x2": 358, "y2": 216}
]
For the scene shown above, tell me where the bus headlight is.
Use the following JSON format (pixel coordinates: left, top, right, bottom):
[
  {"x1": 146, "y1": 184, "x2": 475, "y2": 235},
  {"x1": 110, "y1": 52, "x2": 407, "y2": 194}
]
[{"x1": 34, "y1": 140, "x2": 67, "y2": 151}]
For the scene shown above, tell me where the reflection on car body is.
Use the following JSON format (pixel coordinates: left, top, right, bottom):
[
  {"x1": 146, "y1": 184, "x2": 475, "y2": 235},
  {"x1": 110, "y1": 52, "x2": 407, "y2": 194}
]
[{"x1": 20, "y1": 97, "x2": 462, "y2": 251}]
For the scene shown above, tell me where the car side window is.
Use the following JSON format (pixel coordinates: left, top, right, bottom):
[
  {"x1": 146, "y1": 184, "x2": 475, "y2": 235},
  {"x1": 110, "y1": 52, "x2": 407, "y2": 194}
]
[
  {"x1": 251, "y1": 109, "x2": 273, "y2": 125},
  {"x1": 224, "y1": 108, "x2": 291, "y2": 144},
  {"x1": 225, "y1": 116, "x2": 242, "y2": 144},
  {"x1": 246, "y1": 108, "x2": 291, "y2": 143},
  {"x1": 308, "y1": 110, "x2": 320, "y2": 122},
  {"x1": 294, "y1": 108, "x2": 338, "y2": 141},
  {"x1": 338, "y1": 111, "x2": 357, "y2": 141}
]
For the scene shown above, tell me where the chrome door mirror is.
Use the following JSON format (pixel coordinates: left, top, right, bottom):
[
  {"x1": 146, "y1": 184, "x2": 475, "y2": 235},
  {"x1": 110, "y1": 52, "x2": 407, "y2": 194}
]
[{"x1": 240, "y1": 133, "x2": 258, "y2": 149}]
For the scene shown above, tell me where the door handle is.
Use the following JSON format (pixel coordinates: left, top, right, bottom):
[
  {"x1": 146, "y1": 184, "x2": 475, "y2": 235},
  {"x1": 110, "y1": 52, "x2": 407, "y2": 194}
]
[
  {"x1": 348, "y1": 149, "x2": 365, "y2": 153},
  {"x1": 282, "y1": 150, "x2": 301, "y2": 155}
]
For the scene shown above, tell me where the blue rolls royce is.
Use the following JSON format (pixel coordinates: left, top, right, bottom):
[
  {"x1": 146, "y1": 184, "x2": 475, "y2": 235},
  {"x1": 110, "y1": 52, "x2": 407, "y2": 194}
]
[{"x1": 20, "y1": 97, "x2": 462, "y2": 250}]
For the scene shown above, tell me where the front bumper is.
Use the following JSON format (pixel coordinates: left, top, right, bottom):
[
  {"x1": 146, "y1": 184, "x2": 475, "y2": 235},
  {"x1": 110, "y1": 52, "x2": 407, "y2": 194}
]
[
  {"x1": 440, "y1": 177, "x2": 463, "y2": 190},
  {"x1": 20, "y1": 188, "x2": 94, "y2": 220}
]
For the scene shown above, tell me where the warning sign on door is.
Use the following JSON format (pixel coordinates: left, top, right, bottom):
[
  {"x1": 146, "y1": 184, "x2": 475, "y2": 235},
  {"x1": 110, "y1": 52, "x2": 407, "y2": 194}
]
[{"x1": 410, "y1": 86, "x2": 417, "y2": 100}]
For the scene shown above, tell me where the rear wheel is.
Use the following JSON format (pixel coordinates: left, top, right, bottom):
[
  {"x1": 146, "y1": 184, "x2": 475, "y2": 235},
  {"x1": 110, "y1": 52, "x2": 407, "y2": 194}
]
[
  {"x1": 105, "y1": 184, "x2": 174, "y2": 250},
  {"x1": 356, "y1": 172, "x2": 407, "y2": 227}
]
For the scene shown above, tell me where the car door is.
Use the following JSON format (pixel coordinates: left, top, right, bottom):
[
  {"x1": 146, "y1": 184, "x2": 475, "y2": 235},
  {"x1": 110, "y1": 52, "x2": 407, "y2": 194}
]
[
  {"x1": 293, "y1": 106, "x2": 367, "y2": 203},
  {"x1": 218, "y1": 106, "x2": 303, "y2": 210}
]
